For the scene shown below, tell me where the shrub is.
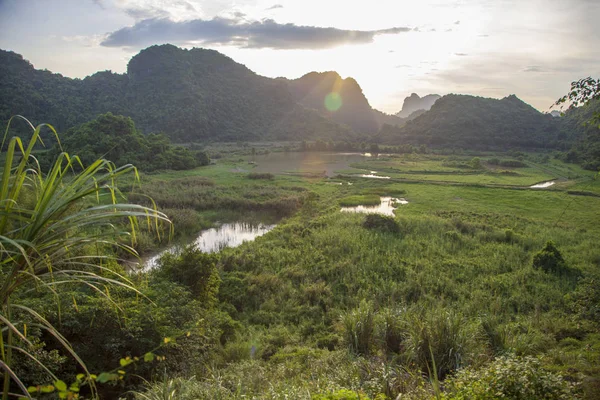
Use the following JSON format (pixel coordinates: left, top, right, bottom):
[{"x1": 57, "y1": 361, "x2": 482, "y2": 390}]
[
  {"x1": 443, "y1": 354, "x2": 580, "y2": 399},
  {"x1": 247, "y1": 172, "x2": 275, "y2": 180},
  {"x1": 362, "y1": 214, "x2": 400, "y2": 234},
  {"x1": 341, "y1": 300, "x2": 376, "y2": 356},
  {"x1": 155, "y1": 246, "x2": 220, "y2": 306},
  {"x1": 376, "y1": 308, "x2": 405, "y2": 354},
  {"x1": 403, "y1": 309, "x2": 479, "y2": 379},
  {"x1": 532, "y1": 240, "x2": 568, "y2": 274}
]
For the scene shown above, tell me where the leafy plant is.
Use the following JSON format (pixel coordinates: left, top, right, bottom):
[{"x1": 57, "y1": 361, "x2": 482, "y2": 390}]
[
  {"x1": 362, "y1": 214, "x2": 400, "y2": 234},
  {"x1": 341, "y1": 300, "x2": 376, "y2": 356},
  {"x1": 443, "y1": 354, "x2": 580, "y2": 399},
  {"x1": 532, "y1": 240, "x2": 567, "y2": 274},
  {"x1": 0, "y1": 116, "x2": 169, "y2": 398}
]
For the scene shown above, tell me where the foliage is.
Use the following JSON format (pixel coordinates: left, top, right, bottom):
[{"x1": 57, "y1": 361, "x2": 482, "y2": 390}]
[
  {"x1": 312, "y1": 389, "x2": 373, "y2": 400},
  {"x1": 554, "y1": 77, "x2": 600, "y2": 170},
  {"x1": 42, "y1": 113, "x2": 208, "y2": 172},
  {"x1": 154, "y1": 246, "x2": 220, "y2": 305},
  {"x1": 379, "y1": 94, "x2": 561, "y2": 150},
  {"x1": 0, "y1": 46, "x2": 353, "y2": 143},
  {"x1": 362, "y1": 214, "x2": 400, "y2": 234},
  {"x1": 247, "y1": 172, "x2": 275, "y2": 180},
  {"x1": 339, "y1": 195, "x2": 380, "y2": 207},
  {"x1": 532, "y1": 240, "x2": 568, "y2": 275},
  {"x1": 443, "y1": 354, "x2": 580, "y2": 399},
  {"x1": 0, "y1": 117, "x2": 168, "y2": 398},
  {"x1": 341, "y1": 300, "x2": 376, "y2": 356}
]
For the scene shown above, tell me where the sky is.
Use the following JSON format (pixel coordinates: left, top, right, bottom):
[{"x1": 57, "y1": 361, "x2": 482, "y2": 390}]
[{"x1": 0, "y1": 0, "x2": 599, "y2": 114}]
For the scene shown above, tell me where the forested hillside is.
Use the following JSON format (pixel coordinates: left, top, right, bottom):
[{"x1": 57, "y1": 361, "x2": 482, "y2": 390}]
[
  {"x1": 379, "y1": 94, "x2": 563, "y2": 150},
  {"x1": 282, "y1": 71, "x2": 403, "y2": 133},
  {"x1": 559, "y1": 99, "x2": 600, "y2": 170},
  {"x1": 0, "y1": 45, "x2": 353, "y2": 142},
  {"x1": 42, "y1": 113, "x2": 209, "y2": 171}
]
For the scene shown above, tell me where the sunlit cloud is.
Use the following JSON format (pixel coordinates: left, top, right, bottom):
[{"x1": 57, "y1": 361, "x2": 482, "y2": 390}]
[{"x1": 101, "y1": 17, "x2": 415, "y2": 49}]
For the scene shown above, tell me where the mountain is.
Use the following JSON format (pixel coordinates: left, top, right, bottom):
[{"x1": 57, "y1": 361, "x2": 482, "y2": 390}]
[
  {"x1": 395, "y1": 93, "x2": 441, "y2": 118},
  {"x1": 0, "y1": 45, "x2": 353, "y2": 142},
  {"x1": 380, "y1": 94, "x2": 561, "y2": 150},
  {"x1": 282, "y1": 71, "x2": 403, "y2": 133}
]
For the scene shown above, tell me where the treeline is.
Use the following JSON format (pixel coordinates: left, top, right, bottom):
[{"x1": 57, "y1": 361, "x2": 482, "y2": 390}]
[
  {"x1": 42, "y1": 113, "x2": 210, "y2": 172},
  {"x1": 556, "y1": 99, "x2": 600, "y2": 170},
  {"x1": 299, "y1": 139, "x2": 429, "y2": 154},
  {"x1": 377, "y1": 94, "x2": 563, "y2": 150}
]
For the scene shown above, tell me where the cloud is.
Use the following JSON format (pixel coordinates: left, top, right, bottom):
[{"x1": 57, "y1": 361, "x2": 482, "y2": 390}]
[
  {"x1": 266, "y1": 4, "x2": 284, "y2": 10},
  {"x1": 92, "y1": 0, "x2": 105, "y2": 9},
  {"x1": 522, "y1": 65, "x2": 544, "y2": 72},
  {"x1": 101, "y1": 17, "x2": 414, "y2": 49},
  {"x1": 119, "y1": 0, "x2": 202, "y2": 21}
]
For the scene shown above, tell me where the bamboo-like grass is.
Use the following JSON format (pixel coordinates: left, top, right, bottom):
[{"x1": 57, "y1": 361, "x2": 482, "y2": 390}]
[{"x1": 0, "y1": 116, "x2": 170, "y2": 399}]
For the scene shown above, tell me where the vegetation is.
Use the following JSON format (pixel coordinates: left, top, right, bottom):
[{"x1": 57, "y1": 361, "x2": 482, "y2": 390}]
[
  {"x1": 0, "y1": 46, "x2": 354, "y2": 143},
  {"x1": 1, "y1": 50, "x2": 599, "y2": 399},
  {"x1": 339, "y1": 195, "x2": 381, "y2": 207},
  {"x1": 43, "y1": 113, "x2": 209, "y2": 171},
  {"x1": 378, "y1": 94, "x2": 562, "y2": 150},
  {"x1": 0, "y1": 117, "x2": 168, "y2": 398}
]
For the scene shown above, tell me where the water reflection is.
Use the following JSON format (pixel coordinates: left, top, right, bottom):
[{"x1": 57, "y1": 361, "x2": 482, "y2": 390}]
[
  {"x1": 530, "y1": 181, "x2": 555, "y2": 188},
  {"x1": 250, "y1": 152, "x2": 375, "y2": 177},
  {"x1": 141, "y1": 222, "x2": 275, "y2": 270},
  {"x1": 341, "y1": 197, "x2": 408, "y2": 216}
]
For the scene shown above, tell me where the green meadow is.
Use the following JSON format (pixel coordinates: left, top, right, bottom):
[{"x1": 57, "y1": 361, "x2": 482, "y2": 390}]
[{"x1": 8, "y1": 148, "x2": 600, "y2": 399}]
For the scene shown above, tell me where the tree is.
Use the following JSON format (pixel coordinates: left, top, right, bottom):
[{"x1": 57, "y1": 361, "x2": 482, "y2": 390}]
[
  {"x1": 554, "y1": 77, "x2": 600, "y2": 126},
  {"x1": 0, "y1": 117, "x2": 169, "y2": 398}
]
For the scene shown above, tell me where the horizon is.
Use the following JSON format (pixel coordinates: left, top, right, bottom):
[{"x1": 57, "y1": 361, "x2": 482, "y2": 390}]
[{"x1": 1, "y1": 0, "x2": 599, "y2": 113}]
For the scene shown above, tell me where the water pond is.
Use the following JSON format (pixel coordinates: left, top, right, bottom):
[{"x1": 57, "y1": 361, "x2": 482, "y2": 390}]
[
  {"x1": 530, "y1": 181, "x2": 555, "y2": 188},
  {"x1": 138, "y1": 222, "x2": 276, "y2": 270},
  {"x1": 341, "y1": 196, "x2": 408, "y2": 216},
  {"x1": 249, "y1": 152, "x2": 377, "y2": 177}
]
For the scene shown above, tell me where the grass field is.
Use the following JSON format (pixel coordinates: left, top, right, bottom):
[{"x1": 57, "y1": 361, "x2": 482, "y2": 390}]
[{"x1": 125, "y1": 150, "x2": 600, "y2": 399}]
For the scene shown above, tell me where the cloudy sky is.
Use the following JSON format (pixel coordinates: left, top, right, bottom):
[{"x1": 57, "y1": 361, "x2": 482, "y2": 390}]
[{"x1": 0, "y1": 0, "x2": 598, "y2": 113}]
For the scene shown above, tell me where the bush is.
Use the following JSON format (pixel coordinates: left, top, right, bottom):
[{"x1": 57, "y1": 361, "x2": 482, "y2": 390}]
[
  {"x1": 155, "y1": 246, "x2": 220, "y2": 305},
  {"x1": 376, "y1": 308, "x2": 404, "y2": 354},
  {"x1": 362, "y1": 214, "x2": 400, "y2": 234},
  {"x1": 404, "y1": 309, "x2": 479, "y2": 379},
  {"x1": 341, "y1": 300, "x2": 376, "y2": 356},
  {"x1": 443, "y1": 354, "x2": 580, "y2": 399},
  {"x1": 247, "y1": 172, "x2": 275, "y2": 180},
  {"x1": 532, "y1": 241, "x2": 567, "y2": 274}
]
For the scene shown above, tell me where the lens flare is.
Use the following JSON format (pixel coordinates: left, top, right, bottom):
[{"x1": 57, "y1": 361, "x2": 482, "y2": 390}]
[{"x1": 324, "y1": 92, "x2": 343, "y2": 112}]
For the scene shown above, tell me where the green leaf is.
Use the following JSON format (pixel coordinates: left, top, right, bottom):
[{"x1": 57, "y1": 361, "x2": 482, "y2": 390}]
[
  {"x1": 96, "y1": 372, "x2": 118, "y2": 383},
  {"x1": 119, "y1": 357, "x2": 133, "y2": 367},
  {"x1": 27, "y1": 386, "x2": 38, "y2": 394},
  {"x1": 40, "y1": 385, "x2": 55, "y2": 393},
  {"x1": 144, "y1": 352, "x2": 155, "y2": 362},
  {"x1": 54, "y1": 380, "x2": 67, "y2": 392}
]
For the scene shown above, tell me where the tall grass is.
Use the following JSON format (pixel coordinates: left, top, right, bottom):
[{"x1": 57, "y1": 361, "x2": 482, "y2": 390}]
[{"x1": 0, "y1": 117, "x2": 169, "y2": 398}]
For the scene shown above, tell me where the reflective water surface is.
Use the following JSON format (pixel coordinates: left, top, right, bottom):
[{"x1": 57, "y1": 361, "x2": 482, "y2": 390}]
[
  {"x1": 530, "y1": 181, "x2": 555, "y2": 188},
  {"x1": 340, "y1": 197, "x2": 408, "y2": 216},
  {"x1": 141, "y1": 222, "x2": 275, "y2": 270}
]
